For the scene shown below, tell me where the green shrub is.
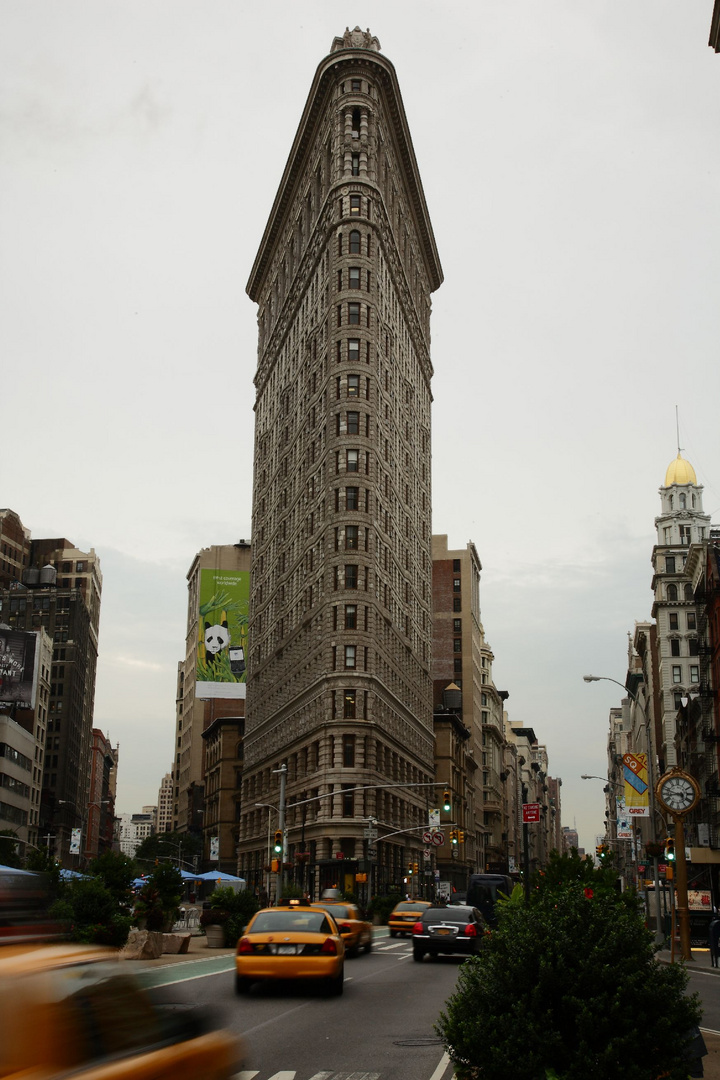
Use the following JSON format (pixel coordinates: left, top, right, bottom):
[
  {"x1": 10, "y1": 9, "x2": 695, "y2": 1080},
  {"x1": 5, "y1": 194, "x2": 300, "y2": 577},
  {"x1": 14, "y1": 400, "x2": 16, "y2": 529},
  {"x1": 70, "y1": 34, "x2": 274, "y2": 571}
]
[
  {"x1": 436, "y1": 852, "x2": 701, "y2": 1080},
  {"x1": 366, "y1": 892, "x2": 401, "y2": 924},
  {"x1": 208, "y1": 886, "x2": 260, "y2": 947}
]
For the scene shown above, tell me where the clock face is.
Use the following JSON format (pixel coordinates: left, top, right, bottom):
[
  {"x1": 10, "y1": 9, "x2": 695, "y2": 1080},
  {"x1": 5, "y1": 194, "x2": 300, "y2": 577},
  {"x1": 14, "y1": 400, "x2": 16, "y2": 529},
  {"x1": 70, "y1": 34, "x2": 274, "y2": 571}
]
[{"x1": 660, "y1": 776, "x2": 696, "y2": 813}]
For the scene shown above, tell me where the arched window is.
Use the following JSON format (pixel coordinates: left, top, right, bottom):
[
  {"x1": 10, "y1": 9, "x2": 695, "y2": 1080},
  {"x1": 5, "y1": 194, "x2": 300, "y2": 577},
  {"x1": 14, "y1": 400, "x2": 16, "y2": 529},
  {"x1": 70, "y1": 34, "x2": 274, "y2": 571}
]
[
  {"x1": 679, "y1": 493, "x2": 687, "y2": 509},
  {"x1": 667, "y1": 584, "x2": 678, "y2": 601},
  {"x1": 349, "y1": 229, "x2": 361, "y2": 253}
]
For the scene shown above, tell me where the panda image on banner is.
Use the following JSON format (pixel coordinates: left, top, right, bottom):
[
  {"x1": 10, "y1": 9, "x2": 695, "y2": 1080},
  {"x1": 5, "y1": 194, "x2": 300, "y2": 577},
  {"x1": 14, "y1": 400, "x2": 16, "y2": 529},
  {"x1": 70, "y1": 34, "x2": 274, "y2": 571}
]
[{"x1": 204, "y1": 620, "x2": 230, "y2": 666}]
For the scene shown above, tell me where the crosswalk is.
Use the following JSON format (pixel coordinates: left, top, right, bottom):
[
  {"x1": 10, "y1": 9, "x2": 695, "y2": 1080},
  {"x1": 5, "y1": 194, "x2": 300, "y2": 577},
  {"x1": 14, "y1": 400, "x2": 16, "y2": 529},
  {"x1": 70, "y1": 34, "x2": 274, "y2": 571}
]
[{"x1": 237, "y1": 1073, "x2": 381, "y2": 1079}]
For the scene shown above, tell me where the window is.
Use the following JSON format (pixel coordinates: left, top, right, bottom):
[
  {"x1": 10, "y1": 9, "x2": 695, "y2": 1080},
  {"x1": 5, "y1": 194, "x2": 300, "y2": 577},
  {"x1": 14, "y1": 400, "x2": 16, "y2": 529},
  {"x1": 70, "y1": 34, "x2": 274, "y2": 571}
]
[
  {"x1": 690, "y1": 666, "x2": 700, "y2": 684},
  {"x1": 672, "y1": 666, "x2": 682, "y2": 684},
  {"x1": 348, "y1": 302, "x2": 360, "y2": 325},
  {"x1": 348, "y1": 339, "x2": 360, "y2": 363},
  {"x1": 349, "y1": 266, "x2": 361, "y2": 288},
  {"x1": 351, "y1": 153, "x2": 360, "y2": 176},
  {"x1": 453, "y1": 598, "x2": 461, "y2": 612},
  {"x1": 687, "y1": 612, "x2": 697, "y2": 630},
  {"x1": 350, "y1": 195, "x2": 361, "y2": 215},
  {"x1": 347, "y1": 411, "x2": 360, "y2": 434},
  {"x1": 345, "y1": 565, "x2": 358, "y2": 589},
  {"x1": 453, "y1": 578, "x2": 461, "y2": 592},
  {"x1": 346, "y1": 525, "x2": 359, "y2": 549},
  {"x1": 665, "y1": 556, "x2": 676, "y2": 573},
  {"x1": 344, "y1": 604, "x2": 357, "y2": 629},
  {"x1": 346, "y1": 487, "x2": 359, "y2": 510},
  {"x1": 453, "y1": 619, "x2": 462, "y2": 632},
  {"x1": 342, "y1": 785, "x2": 354, "y2": 816},
  {"x1": 346, "y1": 449, "x2": 359, "y2": 472},
  {"x1": 680, "y1": 493, "x2": 687, "y2": 509},
  {"x1": 345, "y1": 645, "x2": 356, "y2": 669},
  {"x1": 344, "y1": 690, "x2": 356, "y2": 718},
  {"x1": 351, "y1": 78, "x2": 361, "y2": 91},
  {"x1": 453, "y1": 639, "x2": 462, "y2": 653},
  {"x1": 667, "y1": 585, "x2": 678, "y2": 601},
  {"x1": 347, "y1": 373, "x2": 360, "y2": 395},
  {"x1": 343, "y1": 734, "x2": 356, "y2": 767},
  {"x1": 669, "y1": 613, "x2": 678, "y2": 630},
  {"x1": 689, "y1": 639, "x2": 699, "y2": 656},
  {"x1": 680, "y1": 526, "x2": 691, "y2": 545},
  {"x1": 454, "y1": 658, "x2": 462, "y2": 673},
  {"x1": 452, "y1": 559, "x2": 461, "y2": 572},
  {"x1": 349, "y1": 230, "x2": 361, "y2": 254},
  {"x1": 671, "y1": 639, "x2": 680, "y2": 656}
]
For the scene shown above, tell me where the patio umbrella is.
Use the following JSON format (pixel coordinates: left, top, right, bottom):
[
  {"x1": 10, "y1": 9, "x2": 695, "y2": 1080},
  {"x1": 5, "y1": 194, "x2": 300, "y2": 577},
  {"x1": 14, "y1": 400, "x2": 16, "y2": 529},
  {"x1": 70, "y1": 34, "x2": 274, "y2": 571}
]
[{"x1": 197, "y1": 871, "x2": 246, "y2": 883}]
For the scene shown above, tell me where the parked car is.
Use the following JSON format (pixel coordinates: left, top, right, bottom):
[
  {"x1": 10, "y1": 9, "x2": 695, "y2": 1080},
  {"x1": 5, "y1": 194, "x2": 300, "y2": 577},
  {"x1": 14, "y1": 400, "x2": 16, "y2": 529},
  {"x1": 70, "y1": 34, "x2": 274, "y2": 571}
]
[
  {"x1": 388, "y1": 899, "x2": 431, "y2": 937},
  {"x1": 412, "y1": 904, "x2": 486, "y2": 961},
  {"x1": 311, "y1": 901, "x2": 372, "y2": 956},
  {"x1": 235, "y1": 897, "x2": 345, "y2": 995},
  {"x1": 466, "y1": 874, "x2": 514, "y2": 927},
  {"x1": 0, "y1": 940, "x2": 243, "y2": 1079}
]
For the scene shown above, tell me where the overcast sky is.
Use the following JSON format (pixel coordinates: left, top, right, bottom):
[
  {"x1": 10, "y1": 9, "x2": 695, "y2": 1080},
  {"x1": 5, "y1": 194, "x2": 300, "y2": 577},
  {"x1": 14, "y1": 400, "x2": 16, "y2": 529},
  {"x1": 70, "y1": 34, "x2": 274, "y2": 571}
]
[{"x1": 2, "y1": 1, "x2": 720, "y2": 854}]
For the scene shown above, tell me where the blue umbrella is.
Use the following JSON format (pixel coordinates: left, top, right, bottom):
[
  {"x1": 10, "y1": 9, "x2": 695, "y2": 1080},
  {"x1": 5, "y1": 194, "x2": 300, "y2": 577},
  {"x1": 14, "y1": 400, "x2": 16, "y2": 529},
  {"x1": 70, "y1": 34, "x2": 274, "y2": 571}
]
[
  {"x1": 197, "y1": 870, "x2": 246, "y2": 883},
  {"x1": 0, "y1": 864, "x2": 36, "y2": 875}
]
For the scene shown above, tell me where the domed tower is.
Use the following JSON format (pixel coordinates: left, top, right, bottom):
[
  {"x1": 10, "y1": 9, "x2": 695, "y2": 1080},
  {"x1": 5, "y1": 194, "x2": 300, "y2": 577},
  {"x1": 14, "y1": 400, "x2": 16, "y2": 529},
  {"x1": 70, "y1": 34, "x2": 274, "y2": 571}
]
[{"x1": 651, "y1": 452, "x2": 710, "y2": 768}]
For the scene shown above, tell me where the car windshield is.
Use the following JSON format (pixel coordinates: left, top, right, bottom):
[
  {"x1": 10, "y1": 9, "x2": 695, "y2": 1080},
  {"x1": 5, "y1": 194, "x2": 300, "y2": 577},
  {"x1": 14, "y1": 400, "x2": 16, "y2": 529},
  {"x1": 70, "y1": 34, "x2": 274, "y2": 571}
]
[
  {"x1": 250, "y1": 911, "x2": 333, "y2": 934},
  {"x1": 314, "y1": 904, "x2": 349, "y2": 918},
  {"x1": 395, "y1": 903, "x2": 427, "y2": 912}
]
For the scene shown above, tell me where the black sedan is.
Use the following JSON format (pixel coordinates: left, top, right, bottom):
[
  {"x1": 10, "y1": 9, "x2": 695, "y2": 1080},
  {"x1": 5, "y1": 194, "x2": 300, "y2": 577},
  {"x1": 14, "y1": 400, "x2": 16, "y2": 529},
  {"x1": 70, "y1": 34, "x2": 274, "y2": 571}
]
[{"x1": 411, "y1": 904, "x2": 486, "y2": 961}]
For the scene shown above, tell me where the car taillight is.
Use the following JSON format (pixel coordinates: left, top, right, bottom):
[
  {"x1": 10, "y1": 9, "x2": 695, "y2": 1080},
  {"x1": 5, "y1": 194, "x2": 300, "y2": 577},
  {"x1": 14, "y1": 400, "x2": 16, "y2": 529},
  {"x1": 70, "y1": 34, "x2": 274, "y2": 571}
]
[
  {"x1": 339, "y1": 922, "x2": 352, "y2": 933},
  {"x1": 412, "y1": 921, "x2": 424, "y2": 934},
  {"x1": 237, "y1": 937, "x2": 253, "y2": 954},
  {"x1": 463, "y1": 923, "x2": 477, "y2": 937},
  {"x1": 320, "y1": 937, "x2": 338, "y2": 955}
]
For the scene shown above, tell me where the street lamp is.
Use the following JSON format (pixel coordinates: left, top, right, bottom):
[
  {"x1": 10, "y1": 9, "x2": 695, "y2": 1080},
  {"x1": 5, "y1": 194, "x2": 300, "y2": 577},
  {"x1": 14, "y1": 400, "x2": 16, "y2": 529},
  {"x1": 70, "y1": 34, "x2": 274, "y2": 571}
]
[
  {"x1": 583, "y1": 674, "x2": 664, "y2": 945},
  {"x1": 255, "y1": 802, "x2": 280, "y2": 903}
]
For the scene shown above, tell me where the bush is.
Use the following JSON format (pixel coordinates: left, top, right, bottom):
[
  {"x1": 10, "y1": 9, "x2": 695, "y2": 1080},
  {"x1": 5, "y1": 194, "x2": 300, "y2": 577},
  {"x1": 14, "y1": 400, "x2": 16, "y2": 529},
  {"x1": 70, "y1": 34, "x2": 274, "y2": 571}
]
[
  {"x1": 49, "y1": 879, "x2": 131, "y2": 948},
  {"x1": 436, "y1": 851, "x2": 702, "y2": 1080},
  {"x1": 367, "y1": 892, "x2": 401, "y2": 924},
  {"x1": 207, "y1": 886, "x2": 260, "y2": 947},
  {"x1": 133, "y1": 863, "x2": 182, "y2": 931}
]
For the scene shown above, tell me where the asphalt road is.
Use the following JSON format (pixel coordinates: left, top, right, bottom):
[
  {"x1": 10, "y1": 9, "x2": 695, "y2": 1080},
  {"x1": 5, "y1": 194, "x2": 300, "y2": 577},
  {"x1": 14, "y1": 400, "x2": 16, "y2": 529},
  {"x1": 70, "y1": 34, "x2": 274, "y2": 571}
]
[{"x1": 148, "y1": 935, "x2": 458, "y2": 1080}]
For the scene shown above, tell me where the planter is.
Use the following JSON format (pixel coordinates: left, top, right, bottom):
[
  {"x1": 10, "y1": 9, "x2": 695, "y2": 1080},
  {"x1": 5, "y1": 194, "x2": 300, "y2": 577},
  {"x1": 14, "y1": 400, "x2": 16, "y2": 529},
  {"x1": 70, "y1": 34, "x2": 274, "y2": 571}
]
[{"x1": 204, "y1": 924, "x2": 226, "y2": 948}]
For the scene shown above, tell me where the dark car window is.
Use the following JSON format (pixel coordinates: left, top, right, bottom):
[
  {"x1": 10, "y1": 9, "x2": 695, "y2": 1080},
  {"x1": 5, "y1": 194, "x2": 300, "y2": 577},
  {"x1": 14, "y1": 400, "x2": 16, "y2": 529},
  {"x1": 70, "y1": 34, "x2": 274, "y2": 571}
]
[
  {"x1": 251, "y1": 911, "x2": 333, "y2": 933},
  {"x1": 313, "y1": 903, "x2": 350, "y2": 919},
  {"x1": 422, "y1": 906, "x2": 481, "y2": 925},
  {"x1": 395, "y1": 902, "x2": 427, "y2": 913}
]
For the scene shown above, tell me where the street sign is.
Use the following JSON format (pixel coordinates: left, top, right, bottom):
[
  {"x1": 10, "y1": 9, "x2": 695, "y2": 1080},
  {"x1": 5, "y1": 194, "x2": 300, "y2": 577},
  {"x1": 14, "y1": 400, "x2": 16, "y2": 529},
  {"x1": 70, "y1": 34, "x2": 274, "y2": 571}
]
[
  {"x1": 428, "y1": 809, "x2": 440, "y2": 826},
  {"x1": 451, "y1": 848, "x2": 459, "y2": 858},
  {"x1": 432, "y1": 831, "x2": 444, "y2": 846},
  {"x1": 422, "y1": 831, "x2": 434, "y2": 844},
  {"x1": 522, "y1": 803, "x2": 541, "y2": 824},
  {"x1": 423, "y1": 848, "x2": 432, "y2": 859},
  {"x1": 367, "y1": 847, "x2": 377, "y2": 860},
  {"x1": 363, "y1": 828, "x2": 378, "y2": 839}
]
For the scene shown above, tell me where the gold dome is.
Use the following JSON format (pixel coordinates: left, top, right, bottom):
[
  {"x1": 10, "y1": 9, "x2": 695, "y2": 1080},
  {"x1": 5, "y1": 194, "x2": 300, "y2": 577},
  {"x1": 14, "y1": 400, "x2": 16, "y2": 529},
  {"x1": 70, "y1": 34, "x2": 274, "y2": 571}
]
[{"x1": 664, "y1": 453, "x2": 697, "y2": 487}]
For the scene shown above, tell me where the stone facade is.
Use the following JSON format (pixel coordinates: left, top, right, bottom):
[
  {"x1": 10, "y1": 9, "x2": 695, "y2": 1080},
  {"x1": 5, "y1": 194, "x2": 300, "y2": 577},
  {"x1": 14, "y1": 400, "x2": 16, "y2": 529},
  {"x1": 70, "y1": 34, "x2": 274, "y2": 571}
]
[{"x1": 238, "y1": 30, "x2": 442, "y2": 899}]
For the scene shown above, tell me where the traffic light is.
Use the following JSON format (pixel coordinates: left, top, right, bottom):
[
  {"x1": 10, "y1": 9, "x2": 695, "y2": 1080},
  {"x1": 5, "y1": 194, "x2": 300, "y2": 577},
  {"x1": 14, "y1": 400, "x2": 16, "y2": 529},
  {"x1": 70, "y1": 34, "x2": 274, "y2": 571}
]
[
  {"x1": 458, "y1": 830, "x2": 465, "y2": 844},
  {"x1": 413, "y1": 862, "x2": 419, "y2": 874},
  {"x1": 666, "y1": 837, "x2": 675, "y2": 862},
  {"x1": 408, "y1": 863, "x2": 414, "y2": 875},
  {"x1": 273, "y1": 830, "x2": 283, "y2": 854},
  {"x1": 596, "y1": 844, "x2": 603, "y2": 858},
  {"x1": 271, "y1": 858, "x2": 280, "y2": 873},
  {"x1": 443, "y1": 790, "x2": 451, "y2": 812},
  {"x1": 450, "y1": 829, "x2": 458, "y2": 845}
]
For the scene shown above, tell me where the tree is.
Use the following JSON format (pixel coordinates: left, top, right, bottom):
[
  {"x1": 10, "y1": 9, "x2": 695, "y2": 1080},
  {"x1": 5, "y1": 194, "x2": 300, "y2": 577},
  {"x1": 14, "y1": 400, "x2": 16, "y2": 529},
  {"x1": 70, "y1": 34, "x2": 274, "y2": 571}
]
[
  {"x1": 436, "y1": 851, "x2": 702, "y2": 1080},
  {"x1": 87, "y1": 851, "x2": 136, "y2": 909},
  {"x1": 133, "y1": 831, "x2": 202, "y2": 870},
  {"x1": 133, "y1": 863, "x2": 182, "y2": 931},
  {"x1": 0, "y1": 830, "x2": 22, "y2": 868}
]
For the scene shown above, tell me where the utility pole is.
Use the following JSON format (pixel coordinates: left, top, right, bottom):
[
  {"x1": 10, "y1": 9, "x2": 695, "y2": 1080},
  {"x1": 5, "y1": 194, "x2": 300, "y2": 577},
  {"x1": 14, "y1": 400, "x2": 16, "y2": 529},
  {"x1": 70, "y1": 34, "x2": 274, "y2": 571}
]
[{"x1": 274, "y1": 763, "x2": 287, "y2": 903}]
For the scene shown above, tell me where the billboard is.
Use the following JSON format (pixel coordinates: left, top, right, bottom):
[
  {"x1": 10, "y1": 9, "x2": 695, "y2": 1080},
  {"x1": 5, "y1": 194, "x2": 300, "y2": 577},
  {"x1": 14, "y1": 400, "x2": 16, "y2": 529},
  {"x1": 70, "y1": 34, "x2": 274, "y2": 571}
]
[
  {"x1": 0, "y1": 629, "x2": 39, "y2": 707},
  {"x1": 623, "y1": 753, "x2": 649, "y2": 817},
  {"x1": 196, "y1": 568, "x2": 249, "y2": 699}
]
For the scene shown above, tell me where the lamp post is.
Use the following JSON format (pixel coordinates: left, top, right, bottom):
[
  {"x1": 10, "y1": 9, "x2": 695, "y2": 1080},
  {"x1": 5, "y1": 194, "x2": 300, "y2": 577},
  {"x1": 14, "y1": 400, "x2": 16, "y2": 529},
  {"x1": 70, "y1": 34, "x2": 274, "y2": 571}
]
[
  {"x1": 583, "y1": 675, "x2": 664, "y2": 945},
  {"x1": 581, "y1": 775, "x2": 636, "y2": 887},
  {"x1": 255, "y1": 802, "x2": 279, "y2": 903}
]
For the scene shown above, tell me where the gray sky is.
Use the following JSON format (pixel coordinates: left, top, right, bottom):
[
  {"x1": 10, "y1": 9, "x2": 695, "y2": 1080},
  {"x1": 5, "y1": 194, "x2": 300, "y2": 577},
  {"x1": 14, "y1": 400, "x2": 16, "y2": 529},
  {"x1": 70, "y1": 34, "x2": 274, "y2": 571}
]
[{"x1": 2, "y1": 1, "x2": 719, "y2": 854}]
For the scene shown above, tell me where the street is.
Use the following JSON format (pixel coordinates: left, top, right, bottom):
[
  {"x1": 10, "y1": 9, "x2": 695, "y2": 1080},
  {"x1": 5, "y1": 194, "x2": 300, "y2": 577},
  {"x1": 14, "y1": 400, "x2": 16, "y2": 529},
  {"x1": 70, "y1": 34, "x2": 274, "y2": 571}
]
[{"x1": 147, "y1": 936, "x2": 458, "y2": 1080}]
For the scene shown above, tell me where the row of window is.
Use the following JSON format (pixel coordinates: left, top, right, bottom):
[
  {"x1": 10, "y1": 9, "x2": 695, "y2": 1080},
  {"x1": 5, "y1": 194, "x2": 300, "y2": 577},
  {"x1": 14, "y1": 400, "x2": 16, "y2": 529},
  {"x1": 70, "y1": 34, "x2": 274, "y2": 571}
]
[
  {"x1": 335, "y1": 373, "x2": 369, "y2": 397},
  {"x1": 338, "y1": 267, "x2": 371, "y2": 290},
  {"x1": 337, "y1": 229, "x2": 371, "y2": 257},
  {"x1": 337, "y1": 302, "x2": 371, "y2": 327},
  {"x1": 671, "y1": 665, "x2": 700, "y2": 684},
  {"x1": 0, "y1": 743, "x2": 32, "y2": 771},
  {"x1": 665, "y1": 584, "x2": 694, "y2": 601},
  {"x1": 669, "y1": 612, "x2": 697, "y2": 630},
  {"x1": 336, "y1": 338, "x2": 371, "y2": 364}
]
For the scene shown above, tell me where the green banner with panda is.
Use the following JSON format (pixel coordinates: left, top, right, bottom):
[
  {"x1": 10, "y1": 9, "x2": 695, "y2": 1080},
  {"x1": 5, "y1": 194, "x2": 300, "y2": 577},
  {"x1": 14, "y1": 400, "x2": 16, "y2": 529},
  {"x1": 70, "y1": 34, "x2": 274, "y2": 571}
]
[{"x1": 196, "y1": 568, "x2": 249, "y2": 698}]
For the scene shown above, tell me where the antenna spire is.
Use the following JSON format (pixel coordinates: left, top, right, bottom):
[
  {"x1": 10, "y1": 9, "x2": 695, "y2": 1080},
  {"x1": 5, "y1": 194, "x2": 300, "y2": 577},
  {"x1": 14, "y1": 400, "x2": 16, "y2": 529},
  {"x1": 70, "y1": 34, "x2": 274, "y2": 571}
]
[{"x1": 675, "y1": 405, "x2": 684, "y2": 457}]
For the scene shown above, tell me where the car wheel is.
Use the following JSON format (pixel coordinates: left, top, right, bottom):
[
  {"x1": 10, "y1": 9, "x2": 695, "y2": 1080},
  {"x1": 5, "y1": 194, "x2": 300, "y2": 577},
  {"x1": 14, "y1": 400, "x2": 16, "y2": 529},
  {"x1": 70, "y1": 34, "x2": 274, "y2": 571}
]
[
  {"x1": 413, "y1": 948, "x2": 425, "y2": 962},
  {"x1": 235, "y1": 975, "x2": 250, "y2": 994},
  {"x1": 327, "y1": 968, "x2": 344, "y2": 996},
  {"x1": 389, "y1": 929, "x2": 398, "y2": 938},
  {"x1": 348, "y1": 944, "x2": 359, "y2": 958}
]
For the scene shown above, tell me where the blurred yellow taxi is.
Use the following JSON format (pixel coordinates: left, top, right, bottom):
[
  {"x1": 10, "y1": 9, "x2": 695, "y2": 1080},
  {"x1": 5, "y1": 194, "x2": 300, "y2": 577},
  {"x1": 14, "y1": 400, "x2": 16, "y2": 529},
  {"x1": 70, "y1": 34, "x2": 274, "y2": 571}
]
[
  {"x1": 0, "y1": 940, "x2": 242, "y2": 1080},
  {"x1": 235, "y1": 898, "x2": 345, "y2": 995},
  {"x1": 310, "y1": 901, "x2": 372, "y2": 956},
  {"x1": 388, "y1": 899, "x2": 431, "y2": 937}
]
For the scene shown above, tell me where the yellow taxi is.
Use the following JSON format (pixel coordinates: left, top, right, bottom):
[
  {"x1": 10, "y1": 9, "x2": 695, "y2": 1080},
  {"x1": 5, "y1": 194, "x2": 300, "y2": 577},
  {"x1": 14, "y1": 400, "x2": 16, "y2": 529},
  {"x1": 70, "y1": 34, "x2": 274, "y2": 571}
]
[
  {"x1": 310, "y1": 901, "x2": 373, "y2": 956},
  {"x1": 0, "y1": 940, "x2": 243, "y2": 1080},
  {"x1": 388, "y1": 898, "x2": 431, "y2": 937},
  {"x1": 235, "y1": 898, "x2": 345, "y2": 995}
]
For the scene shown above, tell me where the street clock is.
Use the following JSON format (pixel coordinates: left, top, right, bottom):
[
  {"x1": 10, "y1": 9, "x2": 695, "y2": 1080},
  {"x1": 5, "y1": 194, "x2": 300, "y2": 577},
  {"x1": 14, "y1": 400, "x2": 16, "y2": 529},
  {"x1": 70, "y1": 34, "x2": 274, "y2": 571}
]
[{"x1": 655, "y1": 768, "x2": 700, "y2": 817}]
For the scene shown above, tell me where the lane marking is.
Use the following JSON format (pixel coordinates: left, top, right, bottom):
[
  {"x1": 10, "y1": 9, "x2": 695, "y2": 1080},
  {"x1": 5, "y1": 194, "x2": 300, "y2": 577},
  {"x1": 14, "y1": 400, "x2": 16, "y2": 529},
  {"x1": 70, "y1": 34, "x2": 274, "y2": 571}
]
[{"x1": 428, "y1": 1051, "x2": 453, "y2": 1080}]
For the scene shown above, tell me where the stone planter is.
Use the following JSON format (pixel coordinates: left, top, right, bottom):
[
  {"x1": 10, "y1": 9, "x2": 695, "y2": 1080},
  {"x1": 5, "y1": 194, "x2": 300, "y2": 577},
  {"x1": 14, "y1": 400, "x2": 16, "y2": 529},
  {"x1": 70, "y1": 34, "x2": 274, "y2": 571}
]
[{"x1": 204, "y1": 924, "x2": 226, "y2": 948}]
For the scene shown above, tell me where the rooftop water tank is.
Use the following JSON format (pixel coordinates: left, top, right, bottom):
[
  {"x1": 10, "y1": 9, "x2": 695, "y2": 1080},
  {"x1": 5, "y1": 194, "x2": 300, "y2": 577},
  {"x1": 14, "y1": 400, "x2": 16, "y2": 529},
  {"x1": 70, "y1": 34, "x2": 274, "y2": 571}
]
[{"x1": 39, "y1": 564, "x2": 57, "y2": 586}]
